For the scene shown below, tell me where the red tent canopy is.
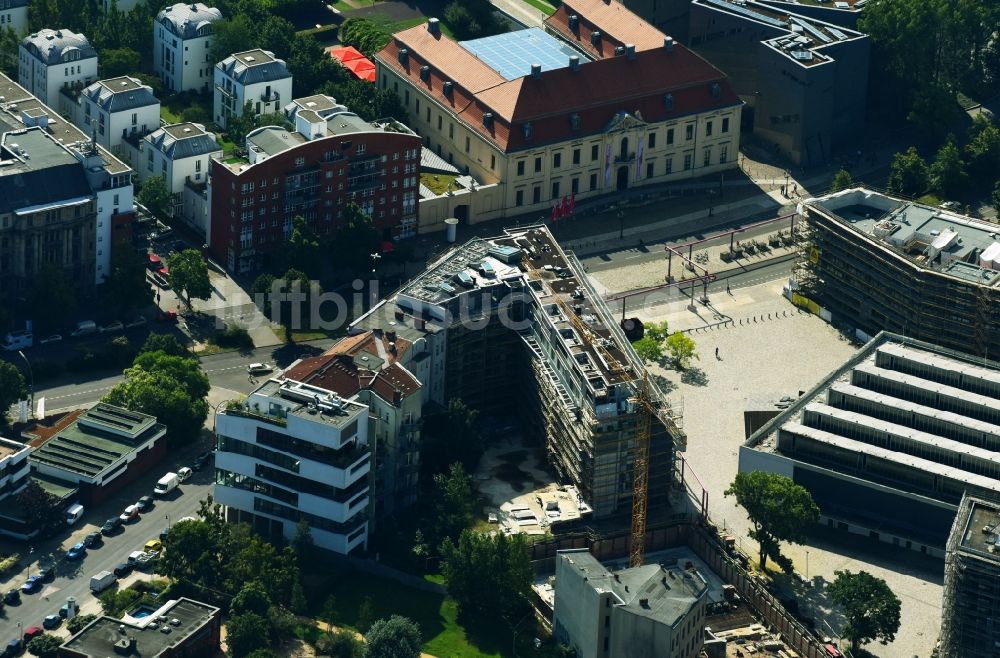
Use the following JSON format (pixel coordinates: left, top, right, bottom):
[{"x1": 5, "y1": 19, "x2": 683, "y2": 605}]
[
  {"x1": 329, "y1": 45, "x2": 365, "y2": 63},
  {"x1": 344, "y1": 58, "x2": 376, "y2": 82}
]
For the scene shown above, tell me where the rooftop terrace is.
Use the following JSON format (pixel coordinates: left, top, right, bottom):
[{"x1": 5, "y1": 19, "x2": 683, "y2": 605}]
[{"x1": 958, "y1": 499, "x2": 1000, "y2": 560}]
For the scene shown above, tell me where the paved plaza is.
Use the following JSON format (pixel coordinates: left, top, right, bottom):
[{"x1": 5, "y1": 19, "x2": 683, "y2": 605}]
[{"x1": 632, "y1": 278, "x2": 944, "y2": 658}]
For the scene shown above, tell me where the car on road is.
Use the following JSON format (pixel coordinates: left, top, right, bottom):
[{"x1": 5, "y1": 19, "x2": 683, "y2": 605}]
[
  {"x1": 65, "y1": 543, "x2": 87, "y2": 560},
  {"x1": 37, "y1": 566, "x2": 54, "y2": 583},
  {"x1": 4, "y1": 589, "x2": 19, "y2": 605},
  {"x1": 4, "y1": 638, "x2": 23, "y2": 656},
  {"x1": 177, "y1": 466, "x2": 193, "y2": 482},
  {"x1": 247, "y1": 363, "x2": 273, "y2": 375},
  {"x1": 150, "y1": 228, "x2": 174, "y2": 242},
  {"x1": 144, "y1": 539, "x2": 162, "y2": 554},
  {"x1": 119, "y1": 504, "x2": 140, "y2": 523},
  {"x1": 41, "y1": 615, "x2": 61, "y2": 630},
  {"x1": 101, "y1": 516, "x2": 124, "y2": 535},
  {"x1": 157, "y1": 310, "x2": 178, "y2": 323},
  {"x1": 125, "y1": 316, "x2": 147, "y2": 329},
  {"x1": 113, "y1": 562, "x2": 133, "y2": 578},
  {"x1": 192, "y1": 451, "x2": 213, "y2": 471},
  {"x1": 83, "y1": 531, "x2": 103, "y2": 548},
  {"x1": 135, "y1": 495, "x2": 155, "y2": 513},
  {"x1": 99, "y1": 321, "x2": 124, "y2": 334},
  {"x1": 20, "y1": 577, "x2": 42, "y2": 594},
  {"x1": 38, "y1": 334, "x2": 62, "y2": 345}
]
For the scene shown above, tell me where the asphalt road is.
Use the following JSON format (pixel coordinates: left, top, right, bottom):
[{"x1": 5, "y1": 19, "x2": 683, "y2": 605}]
[{"x1": 0, "y1": 443, "x2": 216, "y2": 641}]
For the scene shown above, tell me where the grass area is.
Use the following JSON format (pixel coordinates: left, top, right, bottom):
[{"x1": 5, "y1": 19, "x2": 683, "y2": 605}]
[
  {"x1": 287, "y1": 329, "x2": 338, "y2": 342},
  {"x1": 521, "y1": 0, "x2": 557, "y2": 16},
  {"x1": 421, "y1": 172, "x2": 460, "y2": 195},
  {"x1": 303, "y1": 567, "x2": 509, "y2": 657},
  {"x1": 917, "y1": 193, "x2": 943, "y2": 206},
  {"x1": 160, "y1": 92, "x2": 213, "y2": 127},
  {"x1": 956, "y1": 91, "x2": 979, "y2": 110}
]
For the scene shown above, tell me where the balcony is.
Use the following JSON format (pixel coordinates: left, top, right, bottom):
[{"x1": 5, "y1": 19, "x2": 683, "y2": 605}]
[
  {"x1": 260, "y1": 91, "x2": 281, "y2": 103},
  {"x1": 614, "y1": 152, "x2": 635, "y2": 164}
]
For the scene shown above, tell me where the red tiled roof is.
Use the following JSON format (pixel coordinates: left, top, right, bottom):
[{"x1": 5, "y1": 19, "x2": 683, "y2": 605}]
[
  {"x1": 375, "y1": 31, "x2": 740, "y2": 152},
  {"x1": 546, "y1": 0, "x2": 667, "y2": 58},
  {"x1": 18, "y1": 409, "x2": 84, "y2": 448}
]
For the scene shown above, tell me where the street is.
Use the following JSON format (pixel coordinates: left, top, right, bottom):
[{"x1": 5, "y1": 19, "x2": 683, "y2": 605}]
[{"x1": 0, "y1": 440, "x2": 215, "y2": 641}]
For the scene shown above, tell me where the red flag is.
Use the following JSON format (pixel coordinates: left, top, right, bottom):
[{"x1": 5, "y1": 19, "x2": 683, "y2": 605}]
[
  {"x1": 560, "y1": 195, "x2": 570, "y2": 215},
  {"x1": 568, "y1": 193, "x2": 575, "y2": 214},
  {"x1": 550, "y1": 204, "x2": 559, "y2": 222}
]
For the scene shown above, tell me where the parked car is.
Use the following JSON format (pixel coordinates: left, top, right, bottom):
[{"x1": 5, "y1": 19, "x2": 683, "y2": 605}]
[
  {"x1": 20, "y1": 577, "x2": 42, "y2": 594},
  {"x1": 99, "y1": 321, "x2": 124, "y2": 334},
  {"x1": 125, "y1": 316, "x2": 147, "y2": 329},
  {"x1": 37, "y1": 334, "x2": 62, "y2": 345},
  {"x1": 70, "y1": 320, "x2": 97, "y2": 337},
  {"x1": 150, "y1": 228, "x2": 174, "y2": 241},
  {"x1": 135, "y1": 495, "x2": 155, "y2": 513},
  {"x1": 101, "y1": 516, "x2": 124, "y2": 535},
  {"x1": 159, "y1": 527, "x2": 170, "y2": 542},
  {"x1": 37, "y1": 566, "x2": 54, "y2": 583},
  {"x1": 119, "y1": 505, "x2": 140, "y2": 523},
  {"x1": 144, "y1": 539, "x2": 162, "y2": 554},
  {"x1": 192, "y1": 451, "x2": 213, "y2": 471},
  {"x1": 4, "y1": 589, "x2": 20, "y2": 605},
  {"x1": 41, "y1": 615, "x2": 61, "y2": 630},
  {"x1": 5, "y1": 638, "x2": 23, "y2": 656},
  {"x1": 65, "y1": 543, "x2": 87, "y2": 561},
  {"x1": 177, "y1": 467, "x2": 193, "y2": 482},
  {"x1": 113, "y1": 562, "x2": 133, "y2": 578},
  {"x1": 157, "y1": 310, "x2": 178, "y2": 323},
  {"x1": 22, "y1": 628, "x2": 41, "y2": 643},
  {"x1": 83, "y1": 531, "x2": 103, "y2": 548}
]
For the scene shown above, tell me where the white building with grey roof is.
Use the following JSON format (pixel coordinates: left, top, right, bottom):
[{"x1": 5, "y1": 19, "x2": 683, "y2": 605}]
[
  {"x1": 18, "y1": 28, "x2": 98, "y2": 114},
  {"x1": 554, "y1": 549, "x2": 708, "y2": 658},
  {"x1": 213, "y1": 49, "x2": 292, "y2": 129},
  {"x1": 0, "y1": 0, "x2": 28, "y2": 34},
  {"x1": 155, "y1": 2, "x2": 223, "y2": 93},
  {"x1": 75, "y1": 76, "x2": 160, "y2": 158},
  {"x1": 135, "y1": 122, "x2": 221, "y2": 237}
]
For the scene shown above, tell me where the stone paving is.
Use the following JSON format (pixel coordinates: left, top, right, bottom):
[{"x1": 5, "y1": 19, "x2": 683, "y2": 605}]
[{"x1": 631, "y1": 279, "x2": 943, "y2": 658}]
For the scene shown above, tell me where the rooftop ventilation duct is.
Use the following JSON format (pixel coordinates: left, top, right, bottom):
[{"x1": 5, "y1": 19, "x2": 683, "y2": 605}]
[
  {"x1": 664, "y1": 36, "x2": 674, "y2": 52},
  {"x1": 590, "y1": 30, "x2": 601, "y2": 46},
  {"x1": 427, "y1": 18, "x2": 440, "y2": 35},
  {"x1": 569, "y1": 55, "x2": 580, "y2": 71},
  {"x1": 569, "y1": 14, "x2": 579, "y2": 31},
  {"x1": 530, "y1": 63, "x2": 542, "y2": 79},
  {"x1": 625, "y1": 44, "x2": 636, "y2": 60},
  {"x1": 397, "y1": 48, "x2": 408, "y2": 64}
]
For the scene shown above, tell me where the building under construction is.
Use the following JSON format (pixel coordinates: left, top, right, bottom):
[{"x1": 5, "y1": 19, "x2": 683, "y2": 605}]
[
  {"x1": 941, "y1": 494, "x2": 1000, "y2": 658},
  {"x1": 352, "y1": 226, "x2": 685, "y2": 519},
  {"x1": 799, "y1": 188, "x2": 1000, "y2": 359}
]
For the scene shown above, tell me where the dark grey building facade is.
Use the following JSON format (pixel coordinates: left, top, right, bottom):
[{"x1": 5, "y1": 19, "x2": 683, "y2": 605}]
[{"x1": 688, "y1": 0, "x2": 869, "y2": 165}]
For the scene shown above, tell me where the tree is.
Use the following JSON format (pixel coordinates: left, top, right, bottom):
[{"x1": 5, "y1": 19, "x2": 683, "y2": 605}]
[
  {"x1": 0, "y1": 26, "x2": 20, "y2": 77},
  {"x1": 644, "y1": 320, "x2": 670, "y2": 342},
  {"x1": 420, "y1": 398, "x2": 483, "y2": 477},
  {"x1": 330, "y1": 202, "x2": 382, "y2": 277},
  {"x1": 993, "y1": 179, "x2": 1000, "y2": 217},
  {"x1": 16, "y1": 480, "x2": 63, "y2": 536},
  {"x1": 232, "y1": 581, "x2": 272, "y2": 617},
  {"x1": 226, "y1": 612, "x2": 271, "y2": 658},
  {"x1": 103, "y1": 351, "x2": 210, "y2": 442},
  {"x1": 287, "y1": 32, "x2": 342, "y2": 98},
  {"x1": 160, "y1": 516, "x2": 220, "y2": 591},
  {"x1": 102, "y1": 248, "x2": 154, "y2": 317},
  {"x1": 245, "y1": 651, "x2": 278, "y2": 658},
  {"x1": 137, "y1": 175, "x2": 173, "y2": 219},
  {"x1": 829, "y1": 168, "x2": 854, "y2": 192},
  {"x1": 209, "y1": 15, "x2": 256, "y2": 66},
  {"x1": 965, "y1": 116, "x2": 1000, "y2": 184},
  {"x1": 357, "y1": 595, "x2": 376, "y2": 634},
  {"x1": 631, "y1": 336, "x2": 663, "y2": 363},
  {"x1": 440, "y1": 530, "x2": 532, "y2": 618},
  {"x1": 275, "y1": 216, "x2": 321, "y2": 278},
  {"x1": 140, "y1": 333, "x2": 189, "y2": 357},
  {"x1": 317, "y1": 629, "x2": 365, "y2": 658},
  {"x1": 365, "y1": 616, "x2": 422, "y2": 658},
  {"x1": 443, "y1": 0, "x2": 509, "y2": 40},
  {"x1": 167, "y1": 249, "x2": 212, "y2": 310},
  {"x1": 26, "y1": 634, "x2": 61, "y2": 658},
  {"x1": 929, "y1": 136, "x2": 968, "y2": 198},
  {"x1": 887, "y1": 147, "x2": 929, "y2": 197},
  {"x1": 431, "y1": 462, "x2": 477, "y2": 546},
  {"x1": 67, "y1": 614, "x2": 97, "y2": 634},
  {"x1": 828, "y1": 570, "x2": 902, "y2": 649},
  {"x1": 320, "y1": 594, "x2": 339, "y2": 633},
  {"x1": 665, "y1": 331, "x2": 698, "y2": 369},
  {"x1": 100, "y1": 47, "x2": 141, "y2": 78},
  {"x1": 291, "y1": 518, "x2": 314, "y2": 562},
  {"x1": 28, "y1": 264, "x2": 78, "y2": 332},
  {"x1": 340, "y1": 18, "x2": 391, "y2": 59},
  {"x1": 0, "y1": 361, "x2": 27, "y2": 426},
  {"x1": 724, "y1": 471, "x2": 820, "y2": 570}
]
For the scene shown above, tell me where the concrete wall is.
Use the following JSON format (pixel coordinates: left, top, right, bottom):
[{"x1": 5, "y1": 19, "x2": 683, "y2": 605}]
[{"x1": 553, "y1": 553, "x2": 608, "y2": 658}]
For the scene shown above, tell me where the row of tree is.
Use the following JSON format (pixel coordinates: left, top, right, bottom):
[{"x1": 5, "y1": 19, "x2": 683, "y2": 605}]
[{"x1": 631, "y1": 320, "x2": 699, "y2": 369}]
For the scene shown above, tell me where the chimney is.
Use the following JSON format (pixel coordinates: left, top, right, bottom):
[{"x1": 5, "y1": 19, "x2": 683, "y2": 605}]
[
  {"x1": 590, "y1": 30, "x2": 601, "y2": 46},
  {"x1": 664, "y1": 36, "x2": 674, "y2": 52},
  {"x1": 530, "y1": 63, "x2": 542, "y2": 79},
  {"x1": 639, "y1": 598, "x2": 649, "y2": 608},
  {"x1": 443, "y1": 80, "x2": 453, "y2": 96},
  {"x1": 625, "y1": 44, "x2": 636, "y2": 60},
  {"x1": 614, "y1": 45, "x2": 625, "y2": 56},
  {"x1": 482, "y1": 112, "x2": 494, "y2": 128},
  {"x1": 398, "y1": 48, "x2": 408, "y2": 65},
  {"x1": 568, "y1": 14, "x2": 579, "y2": 32},
  {"x1": 569, "y1": 55, "x2": 580, "y2": 71},
  {"x1": 427, "y1": 18, "x2": 440, "y2": 35}
]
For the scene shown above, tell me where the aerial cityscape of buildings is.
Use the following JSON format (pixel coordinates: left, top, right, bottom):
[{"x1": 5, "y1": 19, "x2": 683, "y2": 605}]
[{"x1": 0, "y1": 0, "x2": 997, "y2": 655}]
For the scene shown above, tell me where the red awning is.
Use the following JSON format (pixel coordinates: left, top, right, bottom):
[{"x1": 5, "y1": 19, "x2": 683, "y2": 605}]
[
  {"x1": 330, "y1": 45, "x2": 365, "y2": 63},
  {"x1": 148, "y1": 253, "x2": 161, "y2": 264},
  {"x1": 381, "y1": 241, "x2": 395, "y2": 253},
  {"x1": 344, "y1": 58, "x2": 376, "y2": 82}
]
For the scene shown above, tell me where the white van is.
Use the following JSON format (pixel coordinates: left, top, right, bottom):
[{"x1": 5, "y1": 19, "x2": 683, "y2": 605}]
[
  {"x1": 2, "y1": 330, "x2": 32, "y2": 351},
  {"x1": 154, "y1": 472, "x2": 179, "y2": 496},
  {"x1": 65, "y1": 503, "x2": 85, "y2": 525}
]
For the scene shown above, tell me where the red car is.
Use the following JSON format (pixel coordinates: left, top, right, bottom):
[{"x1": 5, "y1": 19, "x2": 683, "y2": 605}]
[
  {"x1": 157, "y1": 310, "x2": 178, "y2": 323},
  {"x1": 24, "y1": 626, "x2": 43, "y2": 642}
]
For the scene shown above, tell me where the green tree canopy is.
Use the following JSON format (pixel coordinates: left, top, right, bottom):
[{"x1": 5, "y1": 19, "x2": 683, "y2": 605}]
[
  {"x1": 330, "y1": 202, "x2": 382, "y2": 277},
  {"x1": 138, "y1": 176, "x2": 173, "y2": 219},
  {"x1": 102, "y1": 248, "x2": 154, "y2": 317},
  {"x1": 724, "y1": 471, "x2": 820, "y2": 570},
  {"x1": 965, "y1": 116, "x2": 1000, "y2": 184},
  {"x1": 631, "y1": 336, "x2": 664, "y2": 363},
  {"x1": 420, "y1": 398, "x2": 482, "y2": 477},
  {"x1": 28, "y1": 264, "x2": 78, "y2": 332},
  {"x1": 100, "y1": 47, "x2": 141, "y2": 78},
  {"x1": 140, "y1": 333, "x2": 189, "y2": 357},
  {"x1": 26, "y1": 634, "x2": 61, "y2": 658},
  {"x1": 340, "y1": 18, "x2": 391, "y2": 59},
  {"x1": 67, "y1": 614, "x2": 97, "y2": 634},
  {"x1": 0, "y1": 361, "x2": 27, "y2": 426},
  {"x1": 644, "y1": 320, "x2": 670, "y2": 342},
  {"x1": 993, "y1": 179, "x2": 1000, "y2": 217},
  {"x1": 167, "y1": 249, "x2": 212, "y2": 310},
  {"x1": 443, "y1": 0, "x2": 509, "y2": 40},
  {"x1": 665, "y1": 331, "x2": 698, "y2": 369},
  {"x1": 829, "y1": 169, "x2": 854, "y2": 193},
  {"x1": 16, "y1": 480, "x2": 63, "y2": 536},
  {"x1": 929, "y1": 136, "x2": 968, "y2": 198},
  {"x1": 365, "y1": 615, "x2": 423, "y2": 658},
  {"x1": 828, "y1": 570, "x2": 902, "y2": 649},
  {"x1": 887, "y1": 147, "x2": 929, "y2": 197},
  {"x1": 227, "y1": 612, "x2": 271, "y2": 658},
  {"x1": 232, "y1": 581, "x2": 272, "y2": 617},
  {"x1": 431, "y1": 462, "x2": 477, "y2": 547},
  {"x1": 440, "y1": 530, "x2": 532, "y2": 619}
]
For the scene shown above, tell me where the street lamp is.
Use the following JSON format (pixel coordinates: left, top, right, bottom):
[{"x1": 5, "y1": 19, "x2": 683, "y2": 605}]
[
  {"x1": 617, "y1": 207, "x2": 625, "y2": 240},
  {"x1": 17, "y1": 350, "x2": 33, "y2": 418},
  {"x1": 370, "y1": 252, "x2": 381, "y2": 277},
  {"x1": 165, "y1": 514, "x2": 170, "y2": 530},
  {"x1": 805, "y1": 550, "x2": 810, "y2": 581}
]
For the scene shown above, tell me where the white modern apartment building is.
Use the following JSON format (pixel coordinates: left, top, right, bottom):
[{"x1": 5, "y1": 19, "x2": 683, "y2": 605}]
[
  {"x1": 0, "y1": 436, "x2": 32, "y2": 540},
  {"x1": 154, "y1": 2, "x2": 223, "y2": 94},
  {"x1": 0, "y1": 0, "x2": 28, "y2": 34},
  {"x1": 214, "y1": 379, "x2": 372, "y2": 555},
  {"x1": 18, "y1": 29, "x2": 98, "y2": 114},
  {"x1": 134, "y1": 122, "x2": 221, "y2": 237},
  {"x1": 213, "y1": 49, "x2": 292, "y2": 129},
  {"x1": 76, "y1": 76, "x2": 160, "y2": 157}
]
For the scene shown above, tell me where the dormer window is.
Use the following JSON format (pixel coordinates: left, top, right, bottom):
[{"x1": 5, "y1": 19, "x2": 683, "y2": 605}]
[
  {"x1": 569, "y1": 113, "x2": 581, "y2": 131},
  {"x1": 664, "y1": 93, "x2": 674, "y2": 111},
  {"x1": 522, "y1": 123, "x2": 533, "y2": 140}
]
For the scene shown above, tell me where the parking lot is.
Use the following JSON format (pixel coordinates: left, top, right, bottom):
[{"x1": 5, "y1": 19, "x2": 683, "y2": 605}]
[{"x1": 0, "y1": 442, "x2": 215, "y2": 644}]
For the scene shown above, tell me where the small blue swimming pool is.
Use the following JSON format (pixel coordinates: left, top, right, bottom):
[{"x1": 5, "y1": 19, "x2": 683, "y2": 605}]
[{"x1": 130, "y1": 604, "x2": 158, "y2": 619}]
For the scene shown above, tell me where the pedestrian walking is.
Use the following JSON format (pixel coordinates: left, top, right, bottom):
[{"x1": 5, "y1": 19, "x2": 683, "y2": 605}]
[
  {"x1": 726, "y1": 282, "x2": 731, "y2": 295},
  {"x1": 715, "y1": 347, "x2": 720, "y2": 359}
]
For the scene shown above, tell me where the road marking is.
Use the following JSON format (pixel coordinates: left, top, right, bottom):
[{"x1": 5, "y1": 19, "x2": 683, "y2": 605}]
[{"x1": 48, "y1": 386, "x2": 113, "y2": 401}]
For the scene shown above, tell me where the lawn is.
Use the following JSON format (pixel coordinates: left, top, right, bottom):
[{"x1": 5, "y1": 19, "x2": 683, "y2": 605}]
[
  {"x1": 303, "y1": 567, "x2": 508, "y2": 657},
  {"x1": 421, "y1": 172, "x2": 460, "y2": 195},
  {"x1": 917, "y1": 193, "x2": 943, "y2": 206},
  {"x1": 521, "y1": 0, "x2": 557, "y2": 16},
  {"x1": 160, "y1": 91, "x2": 213, "y2": 127}
]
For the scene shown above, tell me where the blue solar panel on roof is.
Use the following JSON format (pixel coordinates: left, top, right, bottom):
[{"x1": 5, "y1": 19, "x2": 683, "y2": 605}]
[{"x1": 459, "y1": 28, "x2": 587, "y2": 81}]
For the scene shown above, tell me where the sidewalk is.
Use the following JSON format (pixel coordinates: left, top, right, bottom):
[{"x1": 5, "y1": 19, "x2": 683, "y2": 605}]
[{"x1": 489, "y1": 0, "x2": 547, "y2": 26}]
